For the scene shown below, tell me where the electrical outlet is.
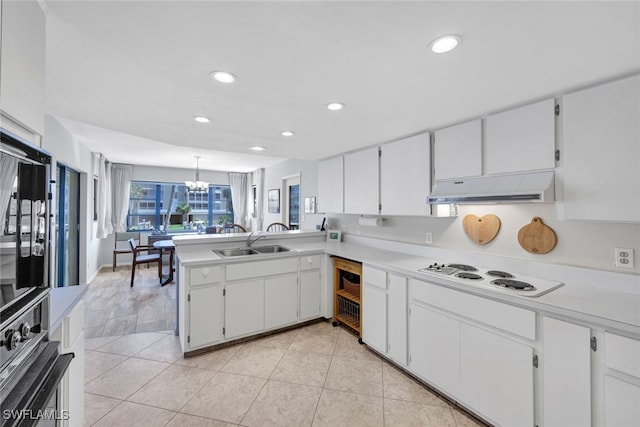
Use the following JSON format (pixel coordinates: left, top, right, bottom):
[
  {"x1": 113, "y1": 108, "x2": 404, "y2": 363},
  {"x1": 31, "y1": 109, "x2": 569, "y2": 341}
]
[
  {"x1": 614, "y1": 248, "x2": 634, "y2": 269},
  {"x1": 425, "y1": 232, "x2": 432, "y2": 244}
]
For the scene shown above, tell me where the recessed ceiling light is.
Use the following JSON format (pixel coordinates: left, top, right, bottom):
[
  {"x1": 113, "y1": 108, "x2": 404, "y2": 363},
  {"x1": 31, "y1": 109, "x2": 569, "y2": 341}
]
[
  {"x1": 281, "y1": 131, "x2": 295, "y2": 137},
  {"x1": 193, "y1": 116, "x2": 211, "y2": 123},
  {"x1": 211, "y1": 71, "x2": 237, "y2": 83},
  {"x1": 326, "y1": 102, "x2": 344, "y2": 111},
  {"x1": 250, "y1": 146, "x2": 266, "y2": 151},
  {"x1": 429, "y1": 34, "x2": 462, "y2": 53}
]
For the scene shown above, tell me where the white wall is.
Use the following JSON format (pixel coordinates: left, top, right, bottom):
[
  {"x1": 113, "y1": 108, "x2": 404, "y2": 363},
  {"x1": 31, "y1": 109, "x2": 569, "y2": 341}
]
[
  {"x1": 327, "y1": 203, "x2": 640, "y2": 275},
  {"x1": 263, "y1": 159, "x2": 325, "y2": 230},
  {"x1": 43, "y1": 115, "x2": 102, "y2": 283}
]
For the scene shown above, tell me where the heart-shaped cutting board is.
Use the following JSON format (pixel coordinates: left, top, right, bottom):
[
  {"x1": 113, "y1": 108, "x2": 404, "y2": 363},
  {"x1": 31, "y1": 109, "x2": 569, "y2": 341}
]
[
  {"x1": 463, "y1": 214, "x2": 501, "y2": 245},
  {"x1": 517, "y1": 217, "x2": 557, "y2": 254}
]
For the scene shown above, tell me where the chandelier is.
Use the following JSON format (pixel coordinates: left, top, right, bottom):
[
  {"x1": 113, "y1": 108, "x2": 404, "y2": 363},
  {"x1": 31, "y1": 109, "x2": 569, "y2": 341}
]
[{"x1": 185, "y1": 156, "x2": 209, "y2": 192}]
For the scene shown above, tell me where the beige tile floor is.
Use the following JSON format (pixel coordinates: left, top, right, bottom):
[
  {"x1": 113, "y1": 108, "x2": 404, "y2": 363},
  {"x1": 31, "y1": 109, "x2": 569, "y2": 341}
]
[
  {"x1": 83, "y1": 322, "x2": 486, "y2": 426},
  {"x1": 84, "y1": 266, "x2": 486, "y2": 426},
  {"x1": 85, "y1": 265, "x2": 176, "y2": 338}
]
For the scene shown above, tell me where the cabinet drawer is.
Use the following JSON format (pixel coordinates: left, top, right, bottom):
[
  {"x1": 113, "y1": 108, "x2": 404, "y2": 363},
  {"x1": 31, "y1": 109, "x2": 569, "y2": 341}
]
[
  {"x1": 300, "y1": 254, "x2": 321, "y2": 271},
  {"x1": 410, "y1": 279, "x2": 535, "y2": 340},
  {"x1": 605, "y1": 332, "x2": 640, "y2": 378},
  {"x1": 363, "y1": 265, "x2": 387, "y2": 290},
  {"x1": 190, "y1": 266, "x2": 222, "y2": 286},
  {"x1": 64, "y1": 300, "x2": 84, "y2": 346},
  {"x1": 226, "y1": 257, "x2": 298, "y2": 281}
]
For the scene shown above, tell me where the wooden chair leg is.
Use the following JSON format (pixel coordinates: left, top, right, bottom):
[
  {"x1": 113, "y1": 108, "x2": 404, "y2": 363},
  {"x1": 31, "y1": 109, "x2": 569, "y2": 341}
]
[
  {"x1": 157, "y1": 259, "x2": 162, "y2": 284},
  {"x1": 113, "y1": 252, "x2": 116, "y2": 271},
  {"x1": 130, "y1": 263, "x2": 136, "y2": 287}
]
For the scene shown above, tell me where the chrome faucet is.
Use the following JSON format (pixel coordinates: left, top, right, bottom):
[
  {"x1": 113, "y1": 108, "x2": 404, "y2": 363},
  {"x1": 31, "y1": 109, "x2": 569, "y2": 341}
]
[{"x1": 246, "y1": 232, "x2": 266, "y2": 248}]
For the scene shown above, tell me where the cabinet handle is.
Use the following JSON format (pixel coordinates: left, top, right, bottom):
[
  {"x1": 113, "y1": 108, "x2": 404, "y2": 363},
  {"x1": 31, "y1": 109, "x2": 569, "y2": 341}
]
[{"x1": 200, "y1": 268, "x2": 209, "y2": 277}]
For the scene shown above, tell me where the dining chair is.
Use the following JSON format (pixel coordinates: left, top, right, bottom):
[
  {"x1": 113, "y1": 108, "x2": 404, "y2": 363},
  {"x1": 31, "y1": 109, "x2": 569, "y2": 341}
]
[
  {"x1": 128, "y1": 238, "x2": 162, "y2": 287},
  {"x1": 223, "y1": 224, "x2": 247, "y2": 233},
  {"x1": 266, "y1": 222, "x2": 290, "y2": 232},
  {"x1": 113, "y1": 231, "x2": 140, "y2": 271}
]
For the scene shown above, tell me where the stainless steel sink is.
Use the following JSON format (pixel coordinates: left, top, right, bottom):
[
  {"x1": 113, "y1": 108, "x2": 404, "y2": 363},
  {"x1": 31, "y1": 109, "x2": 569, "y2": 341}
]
[
  {"x1": 253, "y1": 245, "x2": 291, "y2": 253},
  {"x1": 213, "y1": 247, "x2": 259, "y2": 257}
]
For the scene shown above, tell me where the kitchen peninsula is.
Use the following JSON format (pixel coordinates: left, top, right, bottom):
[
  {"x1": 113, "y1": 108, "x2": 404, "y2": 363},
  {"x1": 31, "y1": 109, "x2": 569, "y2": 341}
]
[{"x1": 174, "y1": 231, "x2": 640, "y2": 427}]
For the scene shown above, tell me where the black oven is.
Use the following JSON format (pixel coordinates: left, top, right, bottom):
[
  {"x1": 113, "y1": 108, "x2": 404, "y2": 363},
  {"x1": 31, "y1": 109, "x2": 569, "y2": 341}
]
[{"x1": 0, "y1": 129, "x2": 68, "y2": 427}]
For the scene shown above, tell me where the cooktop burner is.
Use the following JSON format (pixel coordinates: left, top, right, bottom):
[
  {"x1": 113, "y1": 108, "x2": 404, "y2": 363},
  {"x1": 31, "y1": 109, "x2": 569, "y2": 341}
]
[
  {"x1": 456, "y1": 272, "x2": 483, "y2": 280},
  {"x1": 417, "y1": 261, "x2": 564, "y2": 297},
  {"x1": 447, "y1": 264, "x2": 477, "y2": 272},
  {"x1": 486, "y1": 270, "x2": 515, "y2": 278},
  {"x1": 491, "y1": 279, "x2": 536, "y2": 291}
]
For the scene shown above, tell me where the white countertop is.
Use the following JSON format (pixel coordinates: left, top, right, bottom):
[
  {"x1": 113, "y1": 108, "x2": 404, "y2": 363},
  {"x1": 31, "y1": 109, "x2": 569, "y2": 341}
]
[
  {"x1": 49, "y1": 285, "x2": 88, "y2": 333},
  {"x1": 175, "y1": 235, "x2": 640, "y2": 337}
]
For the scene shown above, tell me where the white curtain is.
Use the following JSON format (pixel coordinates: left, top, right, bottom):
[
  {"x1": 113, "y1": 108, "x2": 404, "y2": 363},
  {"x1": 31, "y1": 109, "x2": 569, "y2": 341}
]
[
  {"x1": 96, "y1": 155, "x2": 113, "y2": 238},
  {"x1": 0, "y1": 153, "x2": 19, "y2": 236},
  {"x1": 229, "y1": 172, "x2": 248, "y2": 229},
  {"x1": 252, "y1": 168, "x2": 264, "y2": 231},
  {"x1": 111, "y1": 163, "x2": 133, "y2": 232}
]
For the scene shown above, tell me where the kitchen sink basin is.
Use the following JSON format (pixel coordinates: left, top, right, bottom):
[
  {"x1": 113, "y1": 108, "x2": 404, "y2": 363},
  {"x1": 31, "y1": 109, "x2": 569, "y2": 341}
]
[
  {"x1": 214, "y1": 247, "x2": 259, "y2": 257},
  {"x1": 252, "y1": 245, "x2": 291, "y2": 253}
]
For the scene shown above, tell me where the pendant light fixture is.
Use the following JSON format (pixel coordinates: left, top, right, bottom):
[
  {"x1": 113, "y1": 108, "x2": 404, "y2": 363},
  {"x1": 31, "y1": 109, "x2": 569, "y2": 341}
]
[{"x1": 185, "y1": 156, "x2": 209, "y2": 192}]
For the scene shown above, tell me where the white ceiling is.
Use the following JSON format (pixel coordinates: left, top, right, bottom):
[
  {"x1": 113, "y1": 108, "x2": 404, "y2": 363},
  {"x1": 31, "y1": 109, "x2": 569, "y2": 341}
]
[{"x1": 43, "y1": 1, "x2": 640, "y2": 172}]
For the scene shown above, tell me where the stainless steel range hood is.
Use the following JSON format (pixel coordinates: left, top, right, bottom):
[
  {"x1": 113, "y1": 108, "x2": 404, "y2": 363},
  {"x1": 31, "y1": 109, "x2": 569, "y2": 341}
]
[{"x1": 427, "y1": 171, "x2": 555, "y2": 204}]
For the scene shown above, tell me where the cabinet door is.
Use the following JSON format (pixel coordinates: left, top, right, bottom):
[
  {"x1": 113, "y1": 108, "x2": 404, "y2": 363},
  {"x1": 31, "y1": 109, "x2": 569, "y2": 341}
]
[
  {"x1": 190, "y1": 285, "x2": 224, "y2": 348},
  {"x1": 542, "y1": 317, "x2": 591, "y2": 427},
  {"x1": 265, "y1": 274, "x2": 298, "y2": 329},
  {"x1": 344, "y1": 147, "x2": 379, "y2": 214},
  {"x1": 604, "y1": 375, "x2": 640, "y2": 427},
  {"x1": 485, "y1": 99, "x2": 556, "y2": 175},
  {"x1": 387, "y1": 274, "x2": 407, "y2": 365},
  {"x1": 459, "y1": 323, "x2": 534, "y2": 427},
  {"x1": 409, "y1": 304, "x2": 460, "y2": 396},
  {"x1": 225, "y1": 280, "x2": 264, "y2": 339},
  {"x1": 362, "y1": 283, "x2": 387, "y2": 353},
  {"x1": 561, "y1": 75, "x2": 640, "y2": 222},
  {"x1": 300, "y1": 270, "x2": 321, "y2": 320},
  {"x1": 318, "y1": 156, "x2": 344, "y2": 213},
  {"x1": 434, "y1": 119, "x2": 482, "y2": 180},
  {"x1": 66, "y1": 331, "x2": 85, "y2": 427},
  {"x1": 0, "y1": 0, "x2": 45, "y2": 134},
  {"x1": 380, "y1": 133, "x2": 431, "y2": 216}
]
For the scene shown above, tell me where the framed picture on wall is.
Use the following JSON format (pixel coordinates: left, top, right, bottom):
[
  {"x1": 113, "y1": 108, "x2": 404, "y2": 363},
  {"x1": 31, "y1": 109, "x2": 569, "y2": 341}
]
[{"x1": 268, "y1": 189, "x2": 280, "y2": 213}]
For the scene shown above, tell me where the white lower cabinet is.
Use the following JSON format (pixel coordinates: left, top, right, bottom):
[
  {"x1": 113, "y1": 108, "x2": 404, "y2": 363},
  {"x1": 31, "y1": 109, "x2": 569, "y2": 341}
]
[
  {"x1": 181, "y1": 254, "x2": 324, "y2": 351},
  {"x1": 409, "y1": 303, "x2": 460, "y2": 395},
  {"x1": 361, "y1": 265, "x2": 408, "y2": 366},
  {"x1": 225, "y1": 279, "x2": 264, "y2": 339},
  {"x1": 409, "y1": 279, "x2": 535, "y2": 426},
  {"x1": 265, "y1": 274, "x2": 298, "y2": 329},
  {"x1": 459, "y1": 323, "x2": 534, "y2": 427},
  {"x1": 300, "y1": 270, "x2": 321, "y2": 320},
  {"x1": 189, "y1": 285, "x2": 224, "y2": 348},
  {"x1": 541, "y1": 316, "x2": 591, "y2": 427},
  {"x1": 604, "y1": 375, "x2": 640, "y2": 427},
  {"x1": 50, "y1": 299, "x2": 85, "y2": 427},
  {"x1": 603, "y1": 332, "x2": 640, "y2": 426}
]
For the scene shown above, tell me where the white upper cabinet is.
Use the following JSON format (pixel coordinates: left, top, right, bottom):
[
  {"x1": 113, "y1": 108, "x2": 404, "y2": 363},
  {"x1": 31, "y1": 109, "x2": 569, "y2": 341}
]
[
  {"x1": 0, "y1": 0, "x2": 46, "y2": 135},
  {"x1": 434, "y1": 120, "x2": 482, "y2": 180},
  {"x1": 318, "y1": 156, "x2": 344, "y2": 213},
  {"x1": 560, "y1": 74, "x2": 640, "y2": 222},
  {"x1": 484, "y1": 98, "x2": 556, "y2": 175},
  {"x1": 380, "y1": 132, "x2": 431, "y2": 216},
  {"x1": 344, "y1": 147, "x2": 379, "y2": 215}
]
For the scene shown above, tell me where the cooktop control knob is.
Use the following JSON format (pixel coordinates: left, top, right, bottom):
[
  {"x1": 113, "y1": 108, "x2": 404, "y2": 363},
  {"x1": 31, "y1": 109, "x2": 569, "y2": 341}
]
[
  {"x1": 4, "y1": 330, "x2": 21, "y2": 351},
  {"x1": 19, "y1": 323, "x2": 31, "y2": 340}
]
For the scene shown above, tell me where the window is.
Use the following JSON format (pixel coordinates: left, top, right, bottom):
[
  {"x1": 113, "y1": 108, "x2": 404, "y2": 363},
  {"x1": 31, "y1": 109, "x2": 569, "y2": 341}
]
[{"x1": 127, "y1": 181, "x2": 234, "y2": 232}]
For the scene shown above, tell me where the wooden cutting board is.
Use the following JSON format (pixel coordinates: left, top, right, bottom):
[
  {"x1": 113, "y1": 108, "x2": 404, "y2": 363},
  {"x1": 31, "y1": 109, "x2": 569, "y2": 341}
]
[
  {"x1": 462, "y1": 214, "x2": 501, "y2": 245},
  {"x1": 517, "y1": 217, "x2": 557, "y2": 254}
]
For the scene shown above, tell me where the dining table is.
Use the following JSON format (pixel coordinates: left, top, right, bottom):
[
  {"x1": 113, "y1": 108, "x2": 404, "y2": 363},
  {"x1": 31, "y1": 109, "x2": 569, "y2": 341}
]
[{"x1": 152, "y1": 239, "x2": 175, "y2": 286}]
